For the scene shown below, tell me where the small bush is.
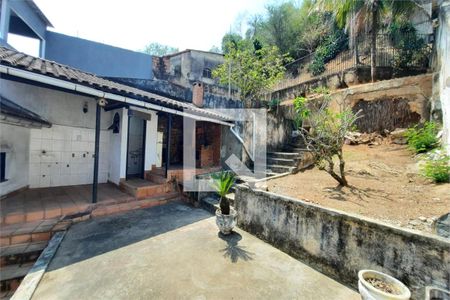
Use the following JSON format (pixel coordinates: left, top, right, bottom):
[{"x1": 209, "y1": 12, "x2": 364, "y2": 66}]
[
  {"x1": 267, "y1": 98, "x2": 281, "y2": 110},
  {"x1": 308, "y1": 30, "x2": 347, "y2": 76},
  {"x1": 405, "y1": 122, "x2": 439, "y2": 153},
  {"x1": 421, "y1": 150, "x2": 450, "y2": 183}
]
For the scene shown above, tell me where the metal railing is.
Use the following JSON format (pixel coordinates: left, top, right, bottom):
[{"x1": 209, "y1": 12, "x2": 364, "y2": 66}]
[{"x1": 274, "y1": 33, "x2": 432, "y2": 92}]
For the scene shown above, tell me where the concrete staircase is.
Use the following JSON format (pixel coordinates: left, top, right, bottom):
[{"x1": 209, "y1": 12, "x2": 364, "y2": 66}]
[{"x1": 265, "y1": 136, "x2": 314, "y2": 176}]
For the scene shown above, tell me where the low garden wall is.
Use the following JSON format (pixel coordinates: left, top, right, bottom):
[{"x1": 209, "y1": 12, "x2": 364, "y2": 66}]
[{"x1": 235, "y1": 185, "x2": 450, "y2": 299}]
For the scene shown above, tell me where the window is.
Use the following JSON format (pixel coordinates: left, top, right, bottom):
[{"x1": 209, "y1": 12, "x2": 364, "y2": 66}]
[
  {"x1": 202, "y1": 68, "x2": 212, "y2": 79},
  {"x1": 0, "y1": 152, "x2": 6, "y2": 183}
]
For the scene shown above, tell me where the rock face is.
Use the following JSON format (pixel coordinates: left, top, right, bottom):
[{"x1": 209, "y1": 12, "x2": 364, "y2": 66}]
[{"x1": 435, "y1": 213, "x2": 450, "y2": 238}]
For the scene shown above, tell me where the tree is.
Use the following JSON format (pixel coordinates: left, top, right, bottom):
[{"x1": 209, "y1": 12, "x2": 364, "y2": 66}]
[
  {"x1": 316, "y1": 0, "x2": 420, "y2": 82},
  {"x1": 141, "y1": 42, "x2": 179, "y2": 56},
  {"x1": 213, "y1": 41, "x2": 288, "y2": 106},
  {"x1": 209, "y1": 45, "x2": 222, "y2": 54},
  {"x1": 221, "y1": 33, "x2": 245, "y2": 54},
  {"x1": 297, "y1": 89, "x2": 361, "y2": 186}
]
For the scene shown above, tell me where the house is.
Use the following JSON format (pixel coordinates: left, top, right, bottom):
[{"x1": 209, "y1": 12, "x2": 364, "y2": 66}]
[
  {"x1": 0, "y1": 45, "x2": 234, "y2": 201},
  {"x1": 0, "y1": 0, "x2": 252, "y2": 205}
]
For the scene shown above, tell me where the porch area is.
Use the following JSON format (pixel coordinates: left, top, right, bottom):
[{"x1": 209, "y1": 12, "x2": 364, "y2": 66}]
[{"x1": 0, "y1": 183, "x2": 180, "y2": 231}]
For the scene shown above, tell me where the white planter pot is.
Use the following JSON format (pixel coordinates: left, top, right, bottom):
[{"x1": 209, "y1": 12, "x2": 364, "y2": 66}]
[
  {"x1": 215, "y1": 208, "x2": 237, "y2": 235},
  {"x1": 358, "y1": 270, "x2": 411, "y2": 300}
]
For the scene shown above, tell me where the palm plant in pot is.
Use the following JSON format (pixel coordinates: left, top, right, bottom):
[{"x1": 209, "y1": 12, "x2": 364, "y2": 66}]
[{"x1": 211, "y1": 171, "x2": 236, "y2": 235}]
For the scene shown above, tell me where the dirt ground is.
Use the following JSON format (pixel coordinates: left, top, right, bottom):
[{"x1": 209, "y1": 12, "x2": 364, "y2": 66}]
[{"x1": 267, "y1": 144, "x2": 450, "y2": 233}]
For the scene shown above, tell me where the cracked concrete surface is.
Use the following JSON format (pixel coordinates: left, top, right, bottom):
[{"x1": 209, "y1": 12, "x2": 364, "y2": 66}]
[{"x1": 32, "y1": 202, "x2": 358, "y2": 300}]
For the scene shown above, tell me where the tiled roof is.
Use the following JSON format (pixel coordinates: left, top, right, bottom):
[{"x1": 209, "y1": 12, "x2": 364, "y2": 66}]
[
  {"x1": 0, "y1": 47, "x2": 232, "y2": 121},
  {"x1": 0, "y1": 95, "x2": 52, "y2": 127}
]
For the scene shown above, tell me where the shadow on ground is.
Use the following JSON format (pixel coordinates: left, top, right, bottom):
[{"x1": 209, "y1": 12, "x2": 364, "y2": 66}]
[
  {"x1": 218, "y1": 232, "x2": 254, "y2": 263},
  {"x1": 47, "y1": 201, "x2": 211, "y2": 272}
]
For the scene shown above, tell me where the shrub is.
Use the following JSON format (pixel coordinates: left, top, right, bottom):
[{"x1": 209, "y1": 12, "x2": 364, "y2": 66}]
[
  {"x1": 297, "y1": 90, "x2": 361, "y2": 186},
  {"x1": 267, "y1": 98, "x2": 281, "y2": 110},
  {"x1": 292, "y1": 96, "x2": 310, "y2": 130},
  {"x1": 388, "y1": 20, "x2": 431, "y2": 71},
  {"x1": 405, "y1": 122, "x2": 439, "y2": 153},
  {"x1": 308, "y1": 30, "x2": 347, "y2": 76},
  {"x1": 421, "y1": 150, "x2": 450, "y2": 183}
]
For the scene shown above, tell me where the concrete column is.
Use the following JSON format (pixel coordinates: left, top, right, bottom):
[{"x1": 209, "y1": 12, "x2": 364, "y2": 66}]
[
  {"x1": 0, "y1": 0, "x2": 11, "y2": 42},
  {"x1": 39, "y1": 39, "x2": 46, "y2": 58}
]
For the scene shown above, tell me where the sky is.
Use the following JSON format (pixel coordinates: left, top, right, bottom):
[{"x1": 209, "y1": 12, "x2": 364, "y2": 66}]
[{"x1": 9, "y1": 0, "x2": 271, "y2": 55}]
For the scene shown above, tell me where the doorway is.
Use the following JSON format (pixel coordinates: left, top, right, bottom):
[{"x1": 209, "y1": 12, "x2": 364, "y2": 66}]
[{"x1": 126, "y1": 115, "x2": 146, "y2": 179}]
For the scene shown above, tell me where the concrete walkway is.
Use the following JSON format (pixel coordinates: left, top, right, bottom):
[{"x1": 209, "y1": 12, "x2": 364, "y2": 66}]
[{"x1": 32, "y1": 202, "x2": 359, "y2": 300}]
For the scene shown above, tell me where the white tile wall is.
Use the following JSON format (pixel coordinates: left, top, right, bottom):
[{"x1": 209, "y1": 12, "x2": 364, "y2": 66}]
[{"x1": 29, "y1": 125, "x2": 110, "y2": 188}]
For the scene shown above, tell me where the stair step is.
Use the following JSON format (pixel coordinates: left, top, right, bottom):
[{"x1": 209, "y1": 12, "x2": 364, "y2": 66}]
[
  {"x1": 268, "y1": 152, "x2": 301, "y2": 158},
  {"x1": 146, "y1": 173, "x2": 167, "y2": 184},
  {"x1": 267, "y1": 157, "x2": 297, "y2": 166},
  {"x1": 0, "y1": 263, "x2": 34, "y2": 281},
  {"x1": 0, "y1": 241, "x2": 47, "y2": 267},
  {"x1": 0, "y1": 219, "x2": 59, "y2": 247},
  {"x1": 120, "y1": 179, "x2": 172, "y2": 200},
  {"x1": 267, "y1": 164, "x2": 296, "y2": 173},
  {"x1": 92, "y1": 191, "x2": 181, "y2": 217},
  {"x1": 286, "y1": 148, "x2": 310, "y2": 153}
]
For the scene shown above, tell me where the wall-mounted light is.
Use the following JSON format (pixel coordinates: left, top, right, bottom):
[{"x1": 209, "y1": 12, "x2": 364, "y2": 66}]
[{"x1": 83, "y1": 101, "x2": 88, "y2": 114}]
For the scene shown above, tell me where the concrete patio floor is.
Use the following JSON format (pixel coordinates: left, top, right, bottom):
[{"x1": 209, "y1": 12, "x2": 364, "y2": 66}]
[{"x1": 32, "y1": 202, "x2": 359, "y2": 300}]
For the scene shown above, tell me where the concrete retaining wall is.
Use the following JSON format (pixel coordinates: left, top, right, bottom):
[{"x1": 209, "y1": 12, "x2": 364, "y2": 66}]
[{"x1": 235, "y1": 186, "x2": 450, "y2": 299}]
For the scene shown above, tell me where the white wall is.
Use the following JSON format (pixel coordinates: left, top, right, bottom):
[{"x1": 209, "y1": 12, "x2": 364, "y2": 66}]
[
  {"x1": 437, "y1": 2, "x2": 450, "y2": 153},
  {"x1": 108, "y1": 108, "x2": 128, "y2": 185},
  {"x1": 29, "y1": 125, "x2": 109, "y2": 188},
  {"x1": 0, "y1": 124, "x2": 30, "y2": 195},
  {"x1": 1, "y1": 78, "x2": 113, "y2": 192},
  {"x1": 144, "y1": 111, "x2": 158, "y2": 171}
]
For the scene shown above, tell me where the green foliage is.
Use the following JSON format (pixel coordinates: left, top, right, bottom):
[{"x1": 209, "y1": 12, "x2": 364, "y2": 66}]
[
  {"x1": 211, "y1": 171, "x2": 236, "y2": 215},
  {"x1": 221, "y1": 33, "x2": 246, "y2": 54},
  {"x1": 405, "y1": 122, "x2": 439, "y2": 154},
  {"x1": 293, "y1": 96, "x2": 310, "y2": 118},
  {"x1": 213, "y1": 42, "x2": 288, "y2": 105},
  {"x1": 388, "y1": 20, "x2": 430, "y2": 70},
  {"x1": 227, "y1": 0, "x2": 335, "y2": 61},
  {"x1": 267, "y1": 98, "x2": 281, "y2": 110},
  {"x1": 141, "y1": 42, "x2": 178, "y2": 56},
  {"x1": 420, "y1": 150, "x2": 450, "y2": 183},
  {"x1": 293, "y1": 96, "x2": 310, "y2": 130},
  {"x1": 308, "y1": 30, "x2": 348, "y2": 76}
]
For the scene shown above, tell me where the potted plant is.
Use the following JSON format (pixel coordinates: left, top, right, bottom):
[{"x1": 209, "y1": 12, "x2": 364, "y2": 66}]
[
  {"x1": 211, "y1": 171, "x2": 236, "y2": 235},
  {"x1": 358, "y1": 270, "x2": 411, "y2": 300}
]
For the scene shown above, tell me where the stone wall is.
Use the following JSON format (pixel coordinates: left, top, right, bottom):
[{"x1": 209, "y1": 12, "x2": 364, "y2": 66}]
[
  {"x1": 280, "y1": 73, "x2": 432, "y2": 133},
  {"x1": 271, "y1": 66, "x2": 428, "y2": 103},
  {"x1": 235, "y1": 185, "x2": 450, "y2": 299}
]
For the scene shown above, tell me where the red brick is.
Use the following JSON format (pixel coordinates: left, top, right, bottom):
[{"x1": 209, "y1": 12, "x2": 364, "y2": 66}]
[
  {"x1": 44, "y1": 207, "x2": 62, "y2": 219},
  {"x1": 26, "y1": 210, "x2": 45, "y2": 222},
  {"x1": 0, "y1": 237, "x2": 10, "y2": 246},
  {"x1": 31, "y1": 232, "x2": 51, "y2": 242},
  {"x1": 11, "y1": 234, "x2": 31, "y2": 245},
  {"x1": 4, "y1": 213, "x2": 25, "y2": 225}
]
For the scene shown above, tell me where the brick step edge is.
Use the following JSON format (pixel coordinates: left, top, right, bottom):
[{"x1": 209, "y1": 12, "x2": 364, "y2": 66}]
[
  {"x1": 0, "y1": 241, "x2": 47, "y2": 267},
  {"x1": 10, "y1": 232, "x2": 65, "y2": 300},
  {"x1": 90, "y1": 192, "x2": 181, "y2": 218}
]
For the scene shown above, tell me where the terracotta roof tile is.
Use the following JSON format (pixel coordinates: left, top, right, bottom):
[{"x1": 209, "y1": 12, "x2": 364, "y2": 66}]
[{"x1": 0, "y1": 47, "x2": 232, "y2": 121}]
